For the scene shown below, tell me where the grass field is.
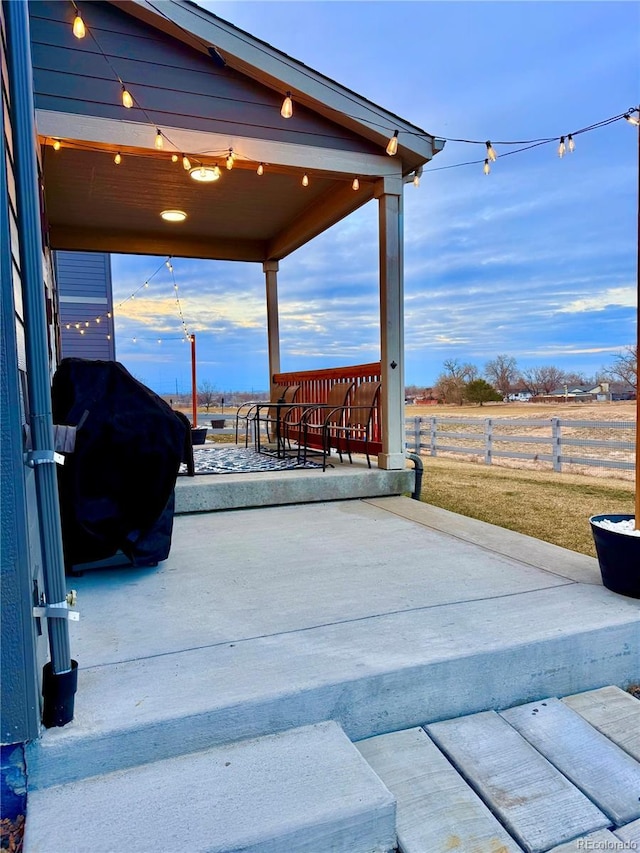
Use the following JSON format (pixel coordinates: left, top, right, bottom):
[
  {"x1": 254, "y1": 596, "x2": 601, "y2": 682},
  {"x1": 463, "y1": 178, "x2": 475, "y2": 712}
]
[
  {"x1": 418, "y1": 455, "x2": 635, "y2": 558},
  {"x1": 410, "y1": 399, "x2": 636, "y2": 558}
]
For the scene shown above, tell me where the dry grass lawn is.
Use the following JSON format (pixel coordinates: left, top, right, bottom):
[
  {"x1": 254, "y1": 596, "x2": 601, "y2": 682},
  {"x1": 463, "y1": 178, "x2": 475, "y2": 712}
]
[{"x1": 419, "y1": 455, "x2": 635, "y2": 557}]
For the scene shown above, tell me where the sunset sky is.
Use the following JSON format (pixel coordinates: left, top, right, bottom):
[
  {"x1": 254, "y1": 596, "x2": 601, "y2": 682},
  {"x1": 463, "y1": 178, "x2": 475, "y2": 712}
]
[{"x1": 110, "y1": 1, "x2": 639, "y2": 397}]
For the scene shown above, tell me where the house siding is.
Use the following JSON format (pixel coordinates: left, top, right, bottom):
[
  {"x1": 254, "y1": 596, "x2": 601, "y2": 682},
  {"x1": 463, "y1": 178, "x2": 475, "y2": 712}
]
[
  {"x1": 55, "y1": 250, "x2": 116, "y2": 360},
  {"x1": 28, "y1": 0, "x2": 381, "y2": 155}
]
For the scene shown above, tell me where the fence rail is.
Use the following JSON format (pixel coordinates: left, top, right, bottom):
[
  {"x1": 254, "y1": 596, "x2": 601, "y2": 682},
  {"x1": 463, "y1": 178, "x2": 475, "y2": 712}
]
[{"x1": 405, "y1": 416, "x2": 636, "y2": 474}]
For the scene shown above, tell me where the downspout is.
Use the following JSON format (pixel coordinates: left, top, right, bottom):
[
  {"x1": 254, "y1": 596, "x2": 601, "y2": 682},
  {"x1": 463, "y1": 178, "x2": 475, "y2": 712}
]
[
  {"x1": 405, "y1": 452, "x2": 423, "y2": 501},
  {"x1": 5, "y1": 0, "x2": 77, "y2": 726}
]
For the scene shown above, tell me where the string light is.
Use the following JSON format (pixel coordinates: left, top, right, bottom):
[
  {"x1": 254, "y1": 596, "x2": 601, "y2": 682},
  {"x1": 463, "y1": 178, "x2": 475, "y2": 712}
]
[
  {"x1": 182, "y1": 155, "x2": 191, "y2": 171},
  {"x1": 624, "y1": 108, "x2": 640, "y2": 126},
  {"x1": 121, "y1": 86, "x2": 133, "y2": 108},
  {"x1": 281, "y1": 91, "x2": 293, "y2": 119},
  {"x1": 485, "y1": 141, "x2": 497, "y2": 161},
  {"x1": 155, "y1": 129, "x2": 164, "y2": 149},
  {"x1": 483, "y1": 158, "x2": 490, "y2": 176},
  {"x1": 558, "y1": 136, "x2": 566, "y2": 158},
  {"x1": 352, "y1": 177, "x2": 359, "y2": 190},
  {"x1": 114, "y1": 152, "x2": 121, "y2": 165},
  {"x1": 568, "y1": 134, "x2": 575, "y2": 153},
  {"x1": 257, "y1": 163, "x2": 264, "y2": 176},
  {"x1": 171, "y1": 154, "x2": 179, "y2": 163},
  {"x1": 72, "y1": 12, "x2": 86, "y2": 39},
  {"x1": 302, "y1": 173, "x2": 309, "y2": 187},
  {"x1": 413, "y1": 172, "x2": 420, "y2": 187},
  {"x1": 386, "y1": 130, "x2": 399, "y2": 156},
  {"x1": 52, "y1": 139, "x2": 61, "y2": 151},
  {"x1": 226, "y1": 149, "x2": 234, "y2": 170}
]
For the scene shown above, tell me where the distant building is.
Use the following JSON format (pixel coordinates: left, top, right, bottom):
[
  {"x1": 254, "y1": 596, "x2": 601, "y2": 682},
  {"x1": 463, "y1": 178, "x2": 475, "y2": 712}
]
[{"x1": 55, "y1": 251, "x2": 115, "y2": 360}]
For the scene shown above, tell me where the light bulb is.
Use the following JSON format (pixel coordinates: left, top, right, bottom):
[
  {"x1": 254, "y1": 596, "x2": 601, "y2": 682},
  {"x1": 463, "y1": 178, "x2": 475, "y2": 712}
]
[
  {"x1": 122, "y1": 87, "x2": 133, "y2": 108},
  {"x1": 483, "y1": 158, "x2": 490, "y2": 176},
  {"x1": 413, "y1": 173, "x2": 420, "y2": 187},
  {"x1": 226, "y1": 150, "x2": 234, "y2": 170},
  {"x1": 80, "y1": 329, "x2": 85, "y2": 335},
  {"x1": 257, "y1": 163, "x2": 264, "y2": 176},
  {"x1": 182, "y1": 155, "x2": 191, "y2": 171},
  {"x1": 171, "y1": 154, "x2": 178, "y2": 163},
  {"x1": 155, "y1": 129, "x2": 163, "y2": 149},
  {"x1": 73, "y1": 13, "x2": 86, "y2": 38},
  {"x1": 107, "y1": 334, "x2": 111, "y2": 340},
  {"x1": 485, "y1": 141, "x2": 497, "y2": 161},
  {"x1": 52, "y1": 139, "x2": 61, "y2": 151},
  {"x1": 281, "y1": 92, "x2": 293, "y2": 119},
  {"x1": 96, "y1": 317, "x2": 101, "y2": 323},
  {"x1": 568, "y1": 134, "x2": 575, "y2": 153},
  {"x1": 352, "y1": 177, "x2": 359, "y2": 190},
  {"x1": 214, "y1": 165, "x2": 221, "y2": 179},
  {"x1": 302, "y1": 173, "x2": 309, "y2": 187},
  {"x1": 624, "y1": 110, "x2": 640, "y2": 126},
  {"x1": 386, "y1": 130, "x2": 399, "y2": 156},
  {"x1": 114, "y1": 152, "x2": 121, "y2": 165},
  {"x1": 558, "y1": 136, "x2": 566, "y2": 158}
]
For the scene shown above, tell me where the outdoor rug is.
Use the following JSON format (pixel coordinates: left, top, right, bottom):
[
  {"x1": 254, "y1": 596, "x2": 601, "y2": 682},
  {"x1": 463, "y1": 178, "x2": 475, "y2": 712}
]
[{"x1": 179, "y1": 446, "x2": 322, "y2": 475}]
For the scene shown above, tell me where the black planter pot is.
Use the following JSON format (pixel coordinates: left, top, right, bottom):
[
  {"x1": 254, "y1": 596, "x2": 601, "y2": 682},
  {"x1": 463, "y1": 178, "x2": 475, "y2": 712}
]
[
  {"x1": 191, "y1": 427, "x2": 208, "y2": 445},
  {"x1": 589, "y1": 514, "x2": 640, "y2": 598}
]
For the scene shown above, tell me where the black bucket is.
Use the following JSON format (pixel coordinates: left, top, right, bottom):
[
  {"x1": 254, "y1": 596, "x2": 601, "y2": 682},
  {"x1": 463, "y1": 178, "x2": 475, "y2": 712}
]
[{"x1": 589, "y1": 514, "x2": 640, "y2": 598}]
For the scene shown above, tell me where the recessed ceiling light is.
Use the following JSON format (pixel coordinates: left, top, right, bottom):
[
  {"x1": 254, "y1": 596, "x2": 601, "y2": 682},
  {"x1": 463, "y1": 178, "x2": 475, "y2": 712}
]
[
  {"x1": 190, "y1": 165, "x2": 220, "y2": 182},
  {"x1": 160, "y1": 210, "x2": 187, "y2": 222}
]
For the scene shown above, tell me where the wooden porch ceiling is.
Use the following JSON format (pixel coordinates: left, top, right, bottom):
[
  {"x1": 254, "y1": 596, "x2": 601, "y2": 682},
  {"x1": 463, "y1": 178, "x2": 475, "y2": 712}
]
[{"x1": 40, "y1": 139, "x2": 381, "y2": 263}]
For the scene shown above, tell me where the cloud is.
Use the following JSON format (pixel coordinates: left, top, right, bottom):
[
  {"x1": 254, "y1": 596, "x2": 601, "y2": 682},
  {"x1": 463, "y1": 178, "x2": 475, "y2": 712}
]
[{"x1": 555, "y1": 287, "x2": 637, "y2": 314}]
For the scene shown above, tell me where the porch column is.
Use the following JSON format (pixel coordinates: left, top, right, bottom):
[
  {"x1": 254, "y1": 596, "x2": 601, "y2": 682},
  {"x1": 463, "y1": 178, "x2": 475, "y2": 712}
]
[
  {"x1": 263, "y1": 261, "x2": 280, "y2": 383},
  {"x1": 375, "y1": 176, "x2": 405, "y2": 470}
]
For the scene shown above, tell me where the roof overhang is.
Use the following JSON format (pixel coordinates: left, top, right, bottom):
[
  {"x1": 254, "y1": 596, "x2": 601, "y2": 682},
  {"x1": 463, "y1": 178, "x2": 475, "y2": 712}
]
[{"x1": 35, "y1": 0, "x2": 443, "y2": 262}]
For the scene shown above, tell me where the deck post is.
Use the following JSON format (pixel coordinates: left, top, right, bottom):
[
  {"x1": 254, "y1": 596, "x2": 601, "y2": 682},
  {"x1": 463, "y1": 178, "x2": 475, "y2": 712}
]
[
  {"x1": 263, "y1": 261, "x2": 281, "y2": 383},
  {"x1": 375, "y1": 177, "x2": 405, "y2": 469}
]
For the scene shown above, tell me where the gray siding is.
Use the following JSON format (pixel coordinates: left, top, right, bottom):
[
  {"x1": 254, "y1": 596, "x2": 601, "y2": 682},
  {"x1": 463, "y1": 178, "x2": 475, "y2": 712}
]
[
  {"x1": 28, "y1": 1, "x2": 380, "y2": 155},
  {"x1": 1, "y1": 0, "x2": 46, "y2": 744},
  {"x1": 55, "y1": 250, "x2": 116, "y2": 360}
]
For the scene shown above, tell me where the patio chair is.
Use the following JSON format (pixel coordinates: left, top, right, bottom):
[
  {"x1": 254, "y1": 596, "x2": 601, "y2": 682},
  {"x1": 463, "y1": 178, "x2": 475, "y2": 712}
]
[
  {"x1": 234, "y1": 385, "x2": 287, "y2": 447},
  {"x1": 254, "y1": 384, "x2": 301, "y2": 454},
  {"x1": 296, "y1": 380, "x2": 355, "y2": 469},
  {"x1": 325, "y1": 380, "x2": 381, "y2": 469}
]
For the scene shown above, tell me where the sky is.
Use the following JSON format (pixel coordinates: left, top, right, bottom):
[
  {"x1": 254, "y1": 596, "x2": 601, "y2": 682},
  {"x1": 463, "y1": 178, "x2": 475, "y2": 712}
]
[{"x1": 109, "y1": 1, "x2": 640, "y2": 397}]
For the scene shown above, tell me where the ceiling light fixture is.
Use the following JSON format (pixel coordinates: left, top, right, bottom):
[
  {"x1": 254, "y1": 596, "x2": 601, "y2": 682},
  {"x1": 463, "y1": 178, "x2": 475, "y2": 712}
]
[
  {"x1": 189, "y1": 165, "x2": 220, "y2": 182},
  {"x1": 160, "y1": 210, "x2": 187, "y2": 222}
]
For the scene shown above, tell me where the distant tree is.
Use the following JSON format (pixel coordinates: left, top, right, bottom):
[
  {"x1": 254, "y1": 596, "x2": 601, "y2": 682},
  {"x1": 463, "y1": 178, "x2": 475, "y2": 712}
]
[
  {"x1": 197, "y1": 380, "x2": 218, "y2": 412},
  {"x1": 519, "y1": 366, "x2": 565, "y2": 396},
  {"x1": 464, "y1": 378, "x2": 503, "y2": 406},
  {"x1": 484, "y1": 355, "x2": 518, "y2": 398},
  {"x1": 603, "y1": 345, "x2": 637, "y2": 392},
  {"x1": 562, "y1": 371, "x2": 590, "y2": 388},
  {"x1": 434, "y1": 359, "x2": 478, "y2": 405}
]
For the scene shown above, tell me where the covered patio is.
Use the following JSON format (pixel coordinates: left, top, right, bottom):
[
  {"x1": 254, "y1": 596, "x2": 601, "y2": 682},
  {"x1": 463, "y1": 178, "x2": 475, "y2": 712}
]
[{"x1": 31, "y1": 0, "x2": 444, "y2": 473}]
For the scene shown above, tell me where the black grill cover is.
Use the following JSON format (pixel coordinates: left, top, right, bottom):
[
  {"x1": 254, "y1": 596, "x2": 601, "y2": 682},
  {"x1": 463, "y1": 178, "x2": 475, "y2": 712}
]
[{"x1": 51, "y1": 358, "x2": 187, "y2": 569}]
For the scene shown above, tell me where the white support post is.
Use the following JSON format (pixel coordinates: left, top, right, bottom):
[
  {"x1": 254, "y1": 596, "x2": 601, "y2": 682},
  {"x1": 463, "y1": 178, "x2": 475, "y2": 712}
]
[
  {"x1": 263, "y1": 261, "x2": 280, "y2": 385},
  {"x1": 375, "y1": 177, "x2": 405, "y2": 469}
]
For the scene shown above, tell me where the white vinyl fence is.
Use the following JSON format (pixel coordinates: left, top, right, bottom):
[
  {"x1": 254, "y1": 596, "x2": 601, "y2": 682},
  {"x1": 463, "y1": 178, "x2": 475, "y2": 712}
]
[{"x1": 405, "y1": 416, "x2": 636, "y2": 474}]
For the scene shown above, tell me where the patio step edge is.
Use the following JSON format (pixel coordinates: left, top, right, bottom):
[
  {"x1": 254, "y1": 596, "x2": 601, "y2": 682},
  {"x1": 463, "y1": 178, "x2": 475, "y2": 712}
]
[{"x1": 24, "y1": 721, "x2": 397, "y2": 853}]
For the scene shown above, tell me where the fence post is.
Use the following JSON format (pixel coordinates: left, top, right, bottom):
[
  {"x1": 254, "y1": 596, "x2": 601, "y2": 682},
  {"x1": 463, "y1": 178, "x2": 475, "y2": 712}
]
[
  {"x1": 552, "y1": 418, "x2": 561, "y2": 472},
  {"x1": 484, "y1": 418, "x2": 493, "y2": 465},
  {"x1": 413, "y1": 416, "x2": 421, "y2": 455},
  {"x1": 430, "y1": 417, "x2": 437, "y2": 456}
]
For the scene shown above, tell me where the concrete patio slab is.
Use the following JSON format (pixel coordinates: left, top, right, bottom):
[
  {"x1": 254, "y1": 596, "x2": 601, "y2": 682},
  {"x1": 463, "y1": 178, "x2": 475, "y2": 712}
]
[{"x1": 26, "y1": 498, "x2": 639, "y2": 793}]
